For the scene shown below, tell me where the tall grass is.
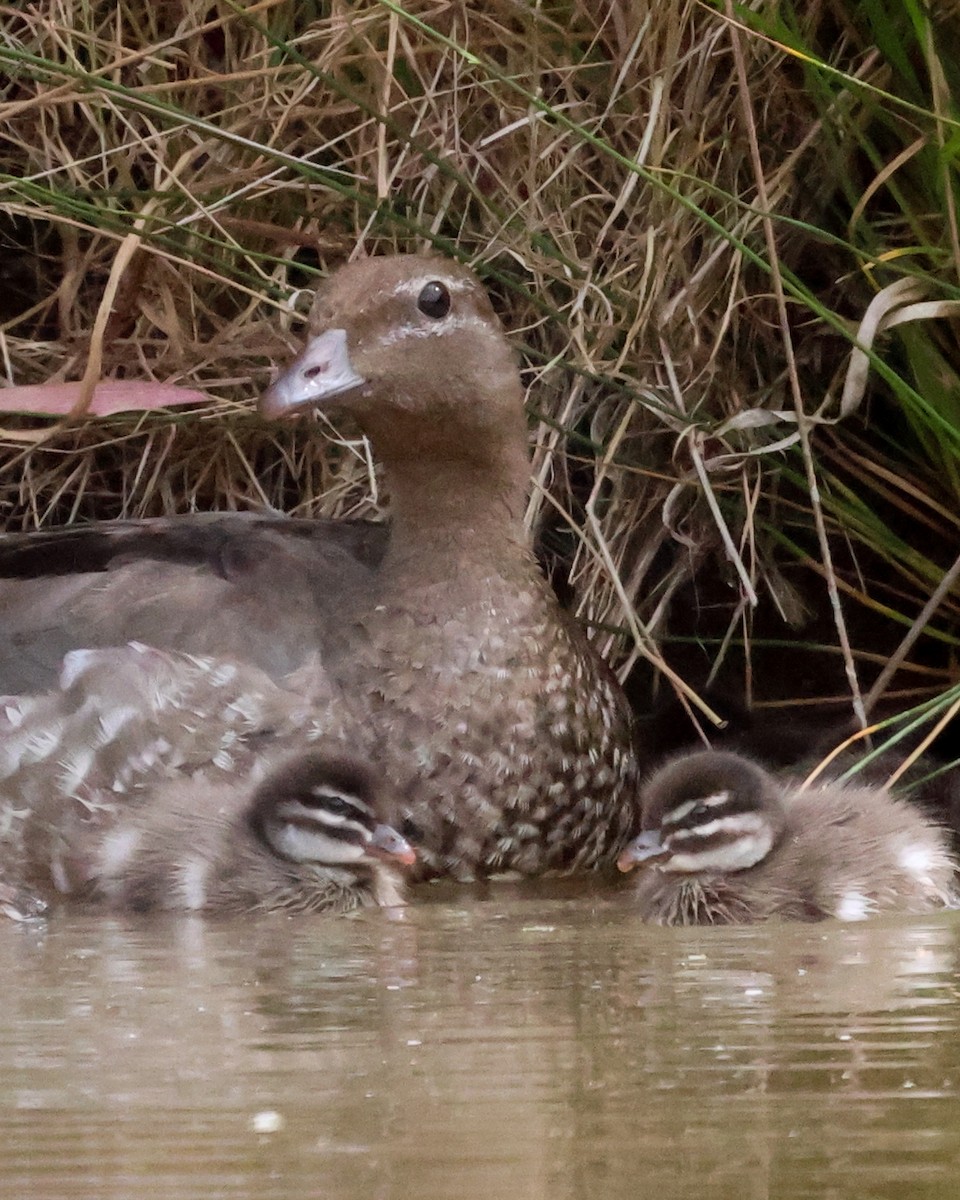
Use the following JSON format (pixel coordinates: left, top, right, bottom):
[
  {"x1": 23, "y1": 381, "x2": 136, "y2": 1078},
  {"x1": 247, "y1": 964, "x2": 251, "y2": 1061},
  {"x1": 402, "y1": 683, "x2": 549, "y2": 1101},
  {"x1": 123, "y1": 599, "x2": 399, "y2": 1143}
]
[{"x1": 1, "y1": 0, "x2": 958, "y2": 743}]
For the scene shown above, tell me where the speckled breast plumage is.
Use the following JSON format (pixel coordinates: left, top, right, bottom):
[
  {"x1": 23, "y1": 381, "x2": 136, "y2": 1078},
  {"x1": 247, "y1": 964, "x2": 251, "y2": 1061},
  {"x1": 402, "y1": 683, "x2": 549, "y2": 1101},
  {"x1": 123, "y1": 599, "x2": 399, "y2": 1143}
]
[{"x1": 343, "y1": 579, "x2": 640, "y2": 880}]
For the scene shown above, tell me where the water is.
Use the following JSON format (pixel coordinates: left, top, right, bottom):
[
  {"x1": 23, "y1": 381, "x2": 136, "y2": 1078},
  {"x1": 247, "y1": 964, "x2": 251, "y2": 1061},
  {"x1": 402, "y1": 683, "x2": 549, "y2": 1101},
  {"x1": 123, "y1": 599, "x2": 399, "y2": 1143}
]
[{"x1": 1, "y1": 883, "x2": 959, "y2": 1199}]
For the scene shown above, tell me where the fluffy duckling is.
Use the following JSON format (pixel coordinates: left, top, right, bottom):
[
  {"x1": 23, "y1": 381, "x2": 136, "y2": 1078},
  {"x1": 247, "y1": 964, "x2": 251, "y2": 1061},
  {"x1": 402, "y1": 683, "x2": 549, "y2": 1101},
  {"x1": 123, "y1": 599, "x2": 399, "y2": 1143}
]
[
  {"x1": 618, "y1": 749, "x2": 958, "y2": 925},
  {"x1": 0, "y1": 641, "x2": 415, "y2": 916},
  {"x1": 23, "y1": 750, "x2": 414, "y2": 915}
]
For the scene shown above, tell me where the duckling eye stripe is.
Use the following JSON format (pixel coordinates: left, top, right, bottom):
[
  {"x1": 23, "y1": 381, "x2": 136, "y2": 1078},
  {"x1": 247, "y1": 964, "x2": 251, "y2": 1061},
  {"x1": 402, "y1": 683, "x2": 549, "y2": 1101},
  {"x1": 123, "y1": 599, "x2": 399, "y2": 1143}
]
[
  {"x1": 665, "y1": 830, "x2": 773, "y2": 874},
  {"x1": 700, "y1": 789, "x2": 734, "y2": 807},
  {"x1": 667, "y1": 811, "x2": 765, "y2": 845},
  {"x1": 299, "y1": 809, "x2": 366, "y2": 833},
  {"x1": 282, "y1": 806, "x2": 368, "y2": 839},
  {"x1": 267, "y1": 822, "x2": 366, "y2": 865},
  {"x1": 667, "y1": 790, "x2": 732, "y2": 824},
  {"x1": 308, "y1": 785, "x2": 372, "y2": 817}
]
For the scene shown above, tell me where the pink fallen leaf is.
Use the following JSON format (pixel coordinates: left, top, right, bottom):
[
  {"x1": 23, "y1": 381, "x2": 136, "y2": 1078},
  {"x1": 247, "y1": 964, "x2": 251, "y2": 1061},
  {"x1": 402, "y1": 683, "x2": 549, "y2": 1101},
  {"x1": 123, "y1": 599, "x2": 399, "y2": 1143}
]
[{"x1": 0, "y1": 380, "x2": 211, "y2": 417}]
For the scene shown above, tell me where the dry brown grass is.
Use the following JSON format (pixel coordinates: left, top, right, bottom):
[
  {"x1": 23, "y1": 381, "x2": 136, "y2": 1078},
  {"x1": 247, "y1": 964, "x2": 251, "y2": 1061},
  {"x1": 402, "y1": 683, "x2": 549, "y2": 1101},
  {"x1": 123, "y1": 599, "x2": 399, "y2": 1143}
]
[{"x1": 2, "y1": 0, "x2": 959, "y2": 730}]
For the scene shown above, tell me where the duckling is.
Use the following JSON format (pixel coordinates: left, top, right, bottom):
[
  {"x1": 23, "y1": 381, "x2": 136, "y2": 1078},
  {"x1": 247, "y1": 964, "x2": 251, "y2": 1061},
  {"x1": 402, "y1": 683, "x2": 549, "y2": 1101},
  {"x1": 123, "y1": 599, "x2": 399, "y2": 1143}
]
[
  {"x1": 0, "y1": 256, "x2": 641, "y2": 879},
  {"x1": 23, "y1": 750, "x2": 414, "y2": 915},
  {"x1": 1, "y1": 641, "x2": 413, "y2": 914},
  {"x1": 617, "y1": 749, "x2": 958, "y2": 925}
]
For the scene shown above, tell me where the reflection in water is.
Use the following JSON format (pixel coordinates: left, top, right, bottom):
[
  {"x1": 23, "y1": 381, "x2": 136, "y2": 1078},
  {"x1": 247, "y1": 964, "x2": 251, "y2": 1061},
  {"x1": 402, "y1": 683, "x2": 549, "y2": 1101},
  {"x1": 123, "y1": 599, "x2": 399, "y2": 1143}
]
[{"x1": 1, "y1": 888, "x2": 959, "y2": 1199}]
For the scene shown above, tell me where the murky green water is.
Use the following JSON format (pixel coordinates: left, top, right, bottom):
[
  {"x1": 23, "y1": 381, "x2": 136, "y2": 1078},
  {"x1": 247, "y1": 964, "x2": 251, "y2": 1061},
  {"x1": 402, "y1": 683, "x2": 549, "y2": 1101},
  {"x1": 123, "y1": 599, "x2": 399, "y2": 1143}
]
[{"x1": 1, "y1": 883, "x2": 959, "y2": 1199}]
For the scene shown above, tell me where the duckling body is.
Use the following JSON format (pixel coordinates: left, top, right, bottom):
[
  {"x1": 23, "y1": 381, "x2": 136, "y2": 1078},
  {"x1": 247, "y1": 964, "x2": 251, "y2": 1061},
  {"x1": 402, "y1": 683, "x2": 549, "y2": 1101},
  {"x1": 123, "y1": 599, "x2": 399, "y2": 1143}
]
[
  {"x1": 0, "y1": 256, "x2": 640, "y2": 879},
  {"x1": 1, "y1": 647, "x2": 413, "y2": 915},
  {"x1": 37, "y1": 751, "x2": 413, "y2": 915},
  {"x1": 618, "y1": 750, "x2": 957, "y2": 925}
]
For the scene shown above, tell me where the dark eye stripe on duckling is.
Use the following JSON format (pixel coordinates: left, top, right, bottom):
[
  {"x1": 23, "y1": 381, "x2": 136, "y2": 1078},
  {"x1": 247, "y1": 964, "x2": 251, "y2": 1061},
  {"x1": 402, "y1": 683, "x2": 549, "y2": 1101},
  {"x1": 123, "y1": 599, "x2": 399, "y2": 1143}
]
[
  {"x1": 664, "y1": 810, "x2": 767, "y2": 853},
  {"x1": 660, "y1": 788, "x2": 746, "y2": 834},
  {"x1": 661, "y1": 810, "x2": 775, "y2": 874},
  {"x1": 253, "y1": 805, "x2": 372, "y2": 867},
  {"x1": 305, "y1": 785, "x2": 373, "y2": 821},
  {"x1": 246, "y1": 794, "x2": 374, "y2": 863},
  {"x1": 277, "y1": 797, "x2": 370, "y2": 840}
]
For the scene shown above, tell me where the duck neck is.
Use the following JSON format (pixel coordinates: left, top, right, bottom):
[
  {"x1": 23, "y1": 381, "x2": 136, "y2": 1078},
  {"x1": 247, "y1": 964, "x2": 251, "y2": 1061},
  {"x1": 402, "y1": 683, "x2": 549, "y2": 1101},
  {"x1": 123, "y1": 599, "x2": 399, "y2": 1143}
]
[{"x1": 378, "y1": 441, "x2": 533, "y2": 593}]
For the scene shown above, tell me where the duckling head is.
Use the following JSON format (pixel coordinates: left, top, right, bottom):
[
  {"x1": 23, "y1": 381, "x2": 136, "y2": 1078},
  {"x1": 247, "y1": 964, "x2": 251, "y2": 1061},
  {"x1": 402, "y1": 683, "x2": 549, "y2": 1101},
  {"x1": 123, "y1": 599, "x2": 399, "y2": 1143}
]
[
  {"x1": 618, "y1": 750, "x2": 786, "y2": 876},
  {"x1": 248, "y1": 751, "x2": 416, "y2": 871}
]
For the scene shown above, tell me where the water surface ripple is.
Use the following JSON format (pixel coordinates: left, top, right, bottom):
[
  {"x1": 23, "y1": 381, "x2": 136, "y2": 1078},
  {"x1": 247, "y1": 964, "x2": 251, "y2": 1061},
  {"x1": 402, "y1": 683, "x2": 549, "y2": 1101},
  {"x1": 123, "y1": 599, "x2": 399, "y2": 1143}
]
[{"x1": 1, "y1": 884, "x2": 959, "y2": 1199}]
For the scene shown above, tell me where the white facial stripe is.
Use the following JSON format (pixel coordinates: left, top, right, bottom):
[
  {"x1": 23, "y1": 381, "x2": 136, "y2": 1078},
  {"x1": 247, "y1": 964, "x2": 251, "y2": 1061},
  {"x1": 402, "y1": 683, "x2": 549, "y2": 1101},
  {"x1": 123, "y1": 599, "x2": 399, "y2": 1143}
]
[
  {"x1": 662, "y1": 816, "x2": 777, "y2": 873},
  {"x1": 664, "y1": 798, "x2": 698, "y2": 825},
  {"x1": 308, "y1": 785, "x2": 372, "y2": 819},
  {"x1": 701, "y1": 790, "x2": 735, "y2": 808},
  {"x1": 389, "y1": 275, "x2": 474, "y2": 299},
  {"x1": 289, "y1": 802, "x2": 369, "y2": 836},
  {"x1": 373, "y1": 312, "x2": 490, "y2": 350},
  {"x1": 665, "y1": 790, "x2": 734, "y2": 825},
  {"x1": 268, "y1": 822, "x2": 366, "y2": 865},
  {"x1": 667, "y1": 811, "x2": 765, "y2": 845}
]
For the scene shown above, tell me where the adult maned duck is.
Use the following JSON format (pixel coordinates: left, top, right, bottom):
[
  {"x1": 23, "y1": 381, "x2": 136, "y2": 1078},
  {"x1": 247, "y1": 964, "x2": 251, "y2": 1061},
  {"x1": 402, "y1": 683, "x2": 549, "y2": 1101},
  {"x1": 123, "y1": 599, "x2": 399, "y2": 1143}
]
[
  {"x1": 618, "y1": 749, "x2": 957, "y2": 925},
  {"x1": 0, "y1": 255, "x2": 641, "y2": 881}
]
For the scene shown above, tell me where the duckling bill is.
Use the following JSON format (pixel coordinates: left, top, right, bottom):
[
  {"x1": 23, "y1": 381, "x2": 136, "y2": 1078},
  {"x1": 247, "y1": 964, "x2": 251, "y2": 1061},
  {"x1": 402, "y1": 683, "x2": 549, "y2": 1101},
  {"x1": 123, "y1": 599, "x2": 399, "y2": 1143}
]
[{"x1": 619, "y1": 750, "x2": 958, "y2": 925}]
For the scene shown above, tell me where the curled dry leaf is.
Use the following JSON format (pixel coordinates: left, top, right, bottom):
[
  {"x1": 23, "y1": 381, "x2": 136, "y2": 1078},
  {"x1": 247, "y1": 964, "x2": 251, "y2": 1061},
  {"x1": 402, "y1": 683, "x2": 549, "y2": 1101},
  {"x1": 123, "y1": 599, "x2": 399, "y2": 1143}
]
[{"x1": 839, "y1": 279, "x2": 960, "y2": 419}]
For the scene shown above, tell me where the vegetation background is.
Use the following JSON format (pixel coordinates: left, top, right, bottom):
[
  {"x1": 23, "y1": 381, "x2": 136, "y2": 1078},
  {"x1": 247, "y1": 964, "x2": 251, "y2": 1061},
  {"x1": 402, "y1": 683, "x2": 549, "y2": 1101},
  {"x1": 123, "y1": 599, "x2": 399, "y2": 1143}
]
[{"x1": 2, "y1": 0, "x2": 959, "y2": 761}]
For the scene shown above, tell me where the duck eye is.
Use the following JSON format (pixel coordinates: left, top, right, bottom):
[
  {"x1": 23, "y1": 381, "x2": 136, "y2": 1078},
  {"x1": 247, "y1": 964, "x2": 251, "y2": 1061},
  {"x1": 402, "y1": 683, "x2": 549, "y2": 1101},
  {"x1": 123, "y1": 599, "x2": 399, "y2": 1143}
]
[
  {"x1": 417, "y1": 280, "x2": 451, "y2": 319},
  {"x1": 309, "y1": 789, "x2": 355, "y2": 818}
]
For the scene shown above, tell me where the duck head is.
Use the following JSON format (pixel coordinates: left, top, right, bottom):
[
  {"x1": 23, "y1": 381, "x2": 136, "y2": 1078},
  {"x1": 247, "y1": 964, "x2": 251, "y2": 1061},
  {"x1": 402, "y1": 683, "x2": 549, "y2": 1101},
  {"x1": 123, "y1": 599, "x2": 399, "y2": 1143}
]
[{"x1": 260, "y1": 255, "x2": 526, "y2": 469}]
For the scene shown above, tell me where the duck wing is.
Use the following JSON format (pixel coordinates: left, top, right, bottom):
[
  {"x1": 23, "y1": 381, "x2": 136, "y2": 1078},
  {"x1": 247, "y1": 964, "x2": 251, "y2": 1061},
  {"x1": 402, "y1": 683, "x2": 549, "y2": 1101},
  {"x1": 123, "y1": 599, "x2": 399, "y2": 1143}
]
[{"x1": 0, "y1": 513, "x2": 388, "y2": 690}]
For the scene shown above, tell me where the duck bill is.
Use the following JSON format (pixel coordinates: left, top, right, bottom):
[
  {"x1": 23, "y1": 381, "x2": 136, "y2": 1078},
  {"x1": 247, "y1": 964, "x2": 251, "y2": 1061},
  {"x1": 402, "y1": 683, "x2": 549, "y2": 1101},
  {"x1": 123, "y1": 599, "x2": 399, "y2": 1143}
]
[
  {"x1": 260, "y1": 328, "x2": 366, "y2": 417},
  {"x1": 617, "y1": 830, "x2": 670, "y2": 873},
  {"x1": 367, "y1": 823, "x2": 417, "y2": 868}
]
